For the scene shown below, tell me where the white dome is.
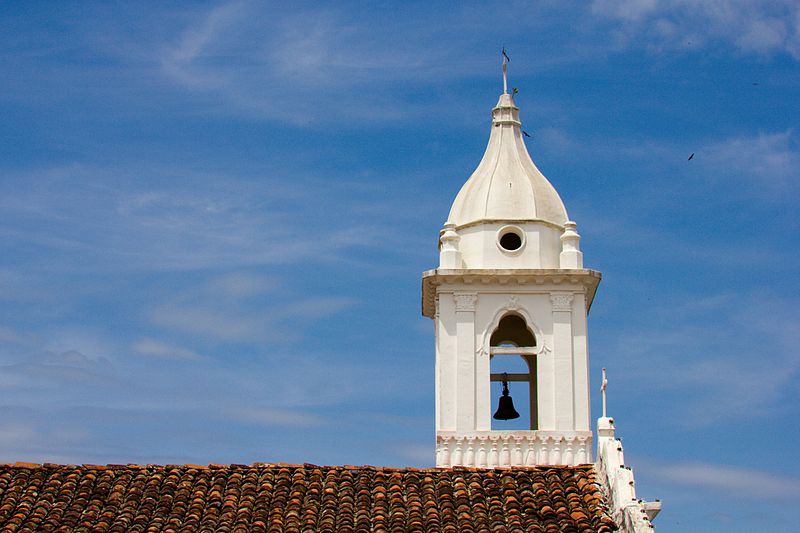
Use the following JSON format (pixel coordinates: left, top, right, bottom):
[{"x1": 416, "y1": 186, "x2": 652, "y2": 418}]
[{"x1": 447, "y1": 93, "x2": 568, "y2": 228}]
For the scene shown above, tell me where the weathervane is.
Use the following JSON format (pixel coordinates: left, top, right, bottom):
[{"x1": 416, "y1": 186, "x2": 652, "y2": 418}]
[
  {"x1": 601, "y1": 367, "x2": 608, "y2": 418},
  {"x1": 501, "y1": 47, "x2": 510, "y2": 94}
]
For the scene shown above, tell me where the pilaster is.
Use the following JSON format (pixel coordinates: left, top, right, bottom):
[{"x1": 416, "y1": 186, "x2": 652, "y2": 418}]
[
  {"x1": 551, "y1": 292, "x2": 575, "y2": 430},
  {"x1": 454, "y1": 291, "x2": 478, "y2": 432},
  {"x1": 572, "y1": 292, "x2": 591, "y2": 431},
  {"x1": 437, "y1": 291, "x2": 457, "y2": 431}
]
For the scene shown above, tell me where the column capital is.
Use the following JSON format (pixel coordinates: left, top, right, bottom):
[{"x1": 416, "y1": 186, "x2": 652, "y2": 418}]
[
  {"x1": 454, "y1": 292, "x2": 478, "y2": 312},
  {"x1": 550, "y1": 292, "x2": 574, "y2": 312}
]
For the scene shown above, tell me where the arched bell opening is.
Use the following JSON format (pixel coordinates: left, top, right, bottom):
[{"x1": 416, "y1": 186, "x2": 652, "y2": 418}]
[
  {"x1": 490, "y1": 314, "x2": 535, "y2": 347},
  {"x1": 489, "y1": 313, "x2": 538, "y2": 430}
]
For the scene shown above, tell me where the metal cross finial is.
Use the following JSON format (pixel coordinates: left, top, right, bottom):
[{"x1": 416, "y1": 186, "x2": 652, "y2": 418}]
[
  {"x1": 501, "y1": 47, "x2": 510, "y2": 94},
  {"x1": 601, "y1": 367, "x2": 608, "y2": 418}
]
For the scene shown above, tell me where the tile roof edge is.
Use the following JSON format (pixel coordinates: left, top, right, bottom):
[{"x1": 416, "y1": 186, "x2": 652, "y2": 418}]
[{"x1": 0, "y1": 461, "x2": 597, "y2": 471}]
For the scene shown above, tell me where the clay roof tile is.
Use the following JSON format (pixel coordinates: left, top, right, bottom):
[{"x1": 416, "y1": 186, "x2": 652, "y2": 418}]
[{"x1": 0, "y1": 463, "x2": 614, "y2": 531}]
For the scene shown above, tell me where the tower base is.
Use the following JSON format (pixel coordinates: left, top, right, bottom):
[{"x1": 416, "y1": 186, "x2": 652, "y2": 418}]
[{"x1": 436, "y1": 431, "x2": 593, "y2": 467}]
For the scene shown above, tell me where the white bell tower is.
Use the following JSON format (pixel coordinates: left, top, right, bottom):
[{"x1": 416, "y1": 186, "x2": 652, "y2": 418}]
[{"x1": 422, "y1": 63, "x2": 601, "y2": 467}]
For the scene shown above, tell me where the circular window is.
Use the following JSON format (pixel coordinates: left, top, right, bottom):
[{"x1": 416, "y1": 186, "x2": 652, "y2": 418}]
[
  {"x1": 499, "y1": 232, "x2": 522, "y2": 250},
  {"x1": 497, "y1": 226, "x2": 525, "y2": 253}
]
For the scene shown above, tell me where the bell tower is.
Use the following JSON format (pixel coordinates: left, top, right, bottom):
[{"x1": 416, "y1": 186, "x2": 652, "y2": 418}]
[{"x1": 422, "y1": 60, "x2": 601, "y2": 467}]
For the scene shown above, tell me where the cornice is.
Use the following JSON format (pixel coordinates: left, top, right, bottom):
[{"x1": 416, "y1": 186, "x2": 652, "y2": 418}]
[
  {"x1": 421, "y1": 268, "x2": 601, "y2": 318},
  {"x1": 450, "y1": 218, "x2": 565, "y2": 232}
]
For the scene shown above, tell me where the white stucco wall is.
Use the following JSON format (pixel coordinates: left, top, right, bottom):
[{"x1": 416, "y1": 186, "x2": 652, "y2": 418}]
[{"x1": 455, "y1": 222, "x2": 563, "y2": 269}]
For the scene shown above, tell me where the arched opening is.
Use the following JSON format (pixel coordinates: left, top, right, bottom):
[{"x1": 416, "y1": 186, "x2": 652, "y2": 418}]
[
  {"x1": 490, "y1": 313, "x2": 538, "y2": 430},
  {"x1": 491, "y1": 314, "x2": 535, "y2": 346}
]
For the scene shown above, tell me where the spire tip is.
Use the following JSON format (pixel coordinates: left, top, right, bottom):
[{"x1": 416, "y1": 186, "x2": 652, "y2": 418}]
[{"x1": 501, "y1": 47, "x2": 510, "y2": 94}]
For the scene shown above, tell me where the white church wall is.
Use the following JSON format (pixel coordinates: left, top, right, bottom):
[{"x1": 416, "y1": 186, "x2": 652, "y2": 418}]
[{"x1": 595, "y1": 416, "x2": 660, "y2": 531}]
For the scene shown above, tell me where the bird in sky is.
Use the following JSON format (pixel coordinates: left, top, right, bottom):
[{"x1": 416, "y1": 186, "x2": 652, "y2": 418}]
[
  {"x1": 688, "y1": 153, "x2": 694, "y2": 161},
  {"x1": 512, "y1": 87, "x2": 519, "y2": 95},
  {"x1": 522, "y1": 131, "x2": 531, "y2": 138}
]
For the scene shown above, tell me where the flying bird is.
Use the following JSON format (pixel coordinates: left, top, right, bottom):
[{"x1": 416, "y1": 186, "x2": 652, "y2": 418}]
[
  {"x1": 512, "y1": 87, "x2": 519, "y2": 94},
  {"x1": 522, "y1": 131, "x2": 531, "y2": 138},
  {"x1": 688, "y1": 153, "x2": 694, "y2": 161}
]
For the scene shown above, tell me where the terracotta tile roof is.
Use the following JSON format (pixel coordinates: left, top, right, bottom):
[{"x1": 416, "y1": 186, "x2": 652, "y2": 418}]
[{"x1": 0, "y1": 462, "x2": 616, "y2": 532}]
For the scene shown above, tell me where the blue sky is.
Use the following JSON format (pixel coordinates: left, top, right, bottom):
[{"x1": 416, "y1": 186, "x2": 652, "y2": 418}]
[{"x1": 1, "y1": 1, "x2": 798, "y2": 531}]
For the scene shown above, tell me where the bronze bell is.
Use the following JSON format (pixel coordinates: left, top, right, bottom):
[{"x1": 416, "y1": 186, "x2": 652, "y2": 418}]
[{"x1": 493, "y1": 373, "x2": 520, "y2": 420}]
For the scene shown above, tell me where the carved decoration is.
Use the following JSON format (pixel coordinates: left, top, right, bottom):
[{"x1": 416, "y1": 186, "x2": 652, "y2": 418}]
[
  {"x1": 435, "y1": 433, "x2": 592, "y2": 467},
  {"x1": 454, "y1": 292, "x2": 478, "y2": 311},
  {"x1": 550, "y1": 292, "x2": 574, "y2": 312},
  {"x1": 538, "y1": 343, "x2": 553, "y2": 357}
]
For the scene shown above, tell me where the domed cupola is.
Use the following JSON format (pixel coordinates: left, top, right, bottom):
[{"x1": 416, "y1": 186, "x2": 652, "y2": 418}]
[
  {"x1": 438, "y1": 76, "x2": 582, "y2": 271},
  {"x1": 447, "y1": 93, "x2": 568, "y2": 229}
]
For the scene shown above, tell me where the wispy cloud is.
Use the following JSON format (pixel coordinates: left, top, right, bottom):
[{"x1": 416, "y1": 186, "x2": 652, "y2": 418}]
[
  {"x1": 155, "y1": 1, "x2": 633, "y2": 124},
  {"x1": 204, "y1": 273, "x2": 277, "y2": 299},
  {"x1": 148, "y1": 273, "x2": 355, "y2": 343},
  {"x1": 150, "y1": 304, "x2": 276, "y2": 343},
  {"x1": 224, "y1": 406, "x2": 325, "y2": 428},
  {"x1": 0, "y1": 325, "x2": 38, "y2": 346},
  {"x1": 608, "y1": 292, "x2": 800, "y2": 427},
  {"x1": 0, "y1": 163, "x2": 398, "y2": 275},
  {"x1": 591, "y1": 0, "x2": 800, "y2": 59},
  {"x1": 698, "y1": 129, "x2": 799, "y2": 195},
  {"x1": 131, "y1": 337, "x2": 204, "y2": 361},
  {"x1": 551, "y1": 127, "x2": 800, "y2": 209},
  {"x1": 0, "y1": 349, "x2": 115, "y2": 390},
  {"x1": 163, "y1": 1, "x2": 247, "y2": 85},
  {"x1": 158, "y1": 1, "x2": 445, "y2": 123},
  {"x1": 650, "y1": 460, "x2": 800, "y2": 499},
  {"x1": 0, "y1": 319, "x2": 362, "y2": 464}
]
